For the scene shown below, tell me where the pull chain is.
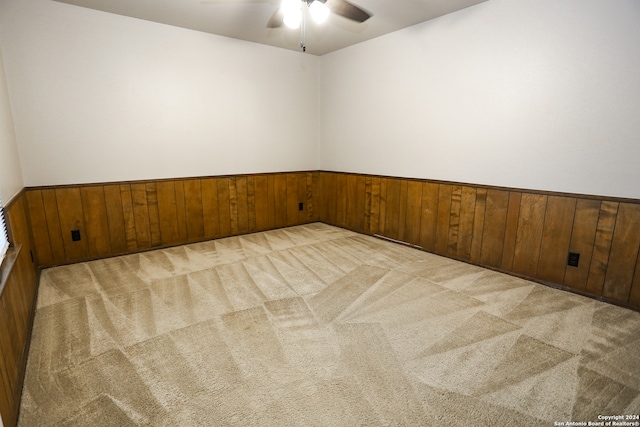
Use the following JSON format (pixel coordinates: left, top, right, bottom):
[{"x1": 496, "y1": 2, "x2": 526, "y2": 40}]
[{"x1": 300, "y1": 2, "x2": 306, "y2": 52}]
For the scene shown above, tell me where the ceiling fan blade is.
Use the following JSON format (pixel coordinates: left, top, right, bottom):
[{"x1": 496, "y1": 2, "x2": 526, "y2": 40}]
[
  {"x1": 325, "y1": 0, "x2": 371, "y2": 23},
  {"x1": 266, "y1": 8, "x2": 284, "y2": 28}
]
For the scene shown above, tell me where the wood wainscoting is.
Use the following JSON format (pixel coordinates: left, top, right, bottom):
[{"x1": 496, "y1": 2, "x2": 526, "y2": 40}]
[
  {"x1": 25, "y1": 172, "x2": 321, "y2": 268},
  {"x1": 0, "y1": 191, "x2": 38, "y2": 427},
  {"x1": 22, "y1": 170, "x2": 640, "y2": 310},
  {"x1": 319, "y1": 171, "x2": 640, "y2": 310}
]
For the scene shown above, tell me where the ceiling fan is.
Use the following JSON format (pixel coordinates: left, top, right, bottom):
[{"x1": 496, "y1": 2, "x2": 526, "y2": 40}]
[
  {"x1": 267, "y1": 0, "x2": 371, "y2": 29},
  {"x1": 270, "y1": 0, "x2": 372, "y2": 52},
  {"x1": 201, "y1": 0, "x2": 371, "y2": 51}
]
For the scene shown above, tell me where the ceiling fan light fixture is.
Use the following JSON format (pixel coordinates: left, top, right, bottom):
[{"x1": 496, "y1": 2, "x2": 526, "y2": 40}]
[
  {"x1": 309, "y1": 0, "x2": 330, "y2": 24},
  {"x1": 281, "y1": 0, "x2": 302, "y2": 29},
  {"x1": 283, "y1": 9, "x2": 301, "y2": 29}
]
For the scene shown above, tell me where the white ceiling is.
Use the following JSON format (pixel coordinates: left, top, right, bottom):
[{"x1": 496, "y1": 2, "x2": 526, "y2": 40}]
[{"x1": 52, "y1": 0, "x2": 489, "y2": 55}]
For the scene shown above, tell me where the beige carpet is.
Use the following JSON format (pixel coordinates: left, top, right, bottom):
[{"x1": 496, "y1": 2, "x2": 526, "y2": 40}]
[{"x1": 19, "y1": 223, "x2": 640, "y2": 426}]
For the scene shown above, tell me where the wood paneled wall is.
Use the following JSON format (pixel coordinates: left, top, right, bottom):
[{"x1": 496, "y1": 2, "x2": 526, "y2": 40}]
[
  {"x1": 319, "y1": 171, "x2": 640, "y2": 310},
  {"x1": 0, "y1": 192, "x2": 38, "y2": 427},
  {"x1": 25, "y1": 172, "x2": 320, "y2": 267},
  {"x1": 18, "y1": 169, "x2": 640, "y2": 308}
]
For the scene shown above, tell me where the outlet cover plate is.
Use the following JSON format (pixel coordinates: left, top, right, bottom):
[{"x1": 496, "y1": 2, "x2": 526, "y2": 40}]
[{"x1": 568, "y1": 252, "x2": 580, "y2": 267}]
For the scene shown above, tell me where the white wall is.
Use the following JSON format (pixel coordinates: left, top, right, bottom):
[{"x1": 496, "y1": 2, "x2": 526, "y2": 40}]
[
  {"x1": 0, "y1": 0, "x2": 320, "y2": 187},
  {"x1": 0, "y1": 46, "x2": 24, "y2": 202},
  {"x1": 320, "y1": 0, "x2": 640, "y2": 199},
  {"x1": 2, "y1": 0, "x2": 640, "y2": 199}
]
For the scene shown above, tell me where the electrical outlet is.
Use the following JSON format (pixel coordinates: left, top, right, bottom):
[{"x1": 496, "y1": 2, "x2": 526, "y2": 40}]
[
  {"x1": 299, "y1": 202, "x2": 304, "y2": 211},
  {"x1": 567, "y1": 252, "x2": 580, "y2": 267},
  {"x1": 71, "y1": 229, "x2": 81, "y2": 241}
]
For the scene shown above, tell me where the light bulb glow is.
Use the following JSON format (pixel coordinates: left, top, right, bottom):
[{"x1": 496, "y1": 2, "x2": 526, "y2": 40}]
[
  {"x1": 281, "y1": 0, "x2": 301, "y2": 29},
  {"x1": 283, "y1": 9, "x2": 301, "y2": 29},
  {"x1": 309, "y1": 0, "x2": 330, "y2": 24}
]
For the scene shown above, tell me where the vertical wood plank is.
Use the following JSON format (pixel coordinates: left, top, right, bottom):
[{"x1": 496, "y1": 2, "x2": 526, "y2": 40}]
[
  {"x1": 235, "y1": 176, "x2": 249, "y2": 233},
  {"x1": 629, "y1": 252, "x2": 640, "y2": 308},
  {"x1": 131, "y1": 183, "x2": 151, "y2": 248},
  {"x1": 201, "y1": 178, "x2": 220, "y2": 238},
  {"x1": 11, "y1": 264, "x2": 30, "y2": 336},
  {"x1": 273, "y1": 174, "x2": 287, "y2": 228},
  {"x1": 0, "y1": 309, "x2": 18, "y2": 402},
  {"x1": 346, "y1": 174, "x2": 358, "y2": 230},
  {"x1": 536, "y1": 196, "x2": 576, "y2": 284},
  {"x1": 404, "y1": 181, "x2": 423, "y2": 246},
  {"x1": 602, "y1": 203, "x2": 640, "y2": 303},
  {"x1": 174, "y1": 181, "x2": 187, "y2": 243},
  {"x1": 81, "y1": 186, "x2": 112, "y2": 258},
  {"x1": 319, "y1": 172, "x2": 327, "y2": 223},
  {"x1": 371, "y1": 177, "x2": 383, "y2": 235},
  {"x1": 0, "y1": 331, "x2": 12, "y2": 427},
  {"x1": 512, "y1": 193, "x2": 547, "y2": 277},
  {"x1": 500, "y1": 192, "x2": 523, "y2": 271},
  {"x1": 299, "y1": 173, "x2": 309, "y2": 224},
  {"x1": 378, "y1": 178, "x2": 389, "y2": 236},
  {"x1": 397, "y1": 180, "x2": 409, "y2": 242},
  {"x1": 120, "y1": 184, "x2": 138, "y2": 252},
  {"x1": 42, "y1": 189, "x2": 66, "y2": 264},
  {"x1": 1, "y1": 282, "x2": 20, "y2": 362},
  {"x1": 286, "y1": 173, "x2": 299, "y2": 227},
  {"x1": 311, "y1": 172, "x2": 321, "y2": 222},
  {"x1": 364, "y1": 177, "x2": 372, "y2": 233},
  {"x1": 335, "y1": 174, "x2": 347, "y2": 228},
  {"x1": 267, "y1": 175, "x2": 276, "y2": 229},
  {"x1": 184, "y1": 179, "x2": 205, "y2": 241},
  {"x1": 247, "y1": 176, "x2": 257, "y2": 231},
  {"x1": 355, "y1": 175, "x2": 367, "y2": 232},
  {"x1": 217, "y1": 178, "x2": 232, "y2": 236},
  {"x1": 586, "y1": 201, "x2": 619, "y2": 296},
  {"x1": 435, "y1": 184, "x2": 452, "y2": 255},
  {"x1": 447, "y1": 185, "x2": 463, "y2": 257},
  {"x1": 564, "y1": 199, "x2": 600, "y2": 290},
  {"x1": 384, "y1": 178, "x2": 402, "y2": 240},
  {"x1": 146, "y1": 183, "x2": 162, "y2": 247},
  {"x1": 11, "y1": 275, "x2": 29, "y2": 351},
  {"x1": 103, "y1": 185, "x2": 127, "y2": 254},
  {"x1": 25, "y1": 190, "x2": 53, "y2": 266},
  {"x1": 156, "y1": 181, "x2": 179, "y2": 245},
  {"x1": 322, "y1": 172, "x2": 337, "y2": 225},
  {"x1": 480, "y1": 189, "x2": 509, "y2": 268},
  {"x1": 2, "y1": 282, "x2": 22, "y2": 364},
  {"x1": 228, "y1": 178, "x2": 239, "y2": 235},
  {"x1": 469, "y1": 188, "x2": 487, "y2": 263},
  {"x1": 457, "y1": 186, "x2": 477, "y2": 261},
  {"x1": 419, "y1": 182, "x2": 439, "y2": 252},
  {"x1": 0, "y1": 340, "x2": 13, "y2": 427},
  {"x1": 0, "y1": 284, "x2": 19, "y2": 354},
  {"x1": 0, "y1": 305, "x2": 18, "y2": 405},
  {"x1": 254, "y1": 175, "x2": 269, "y2": 231}
]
